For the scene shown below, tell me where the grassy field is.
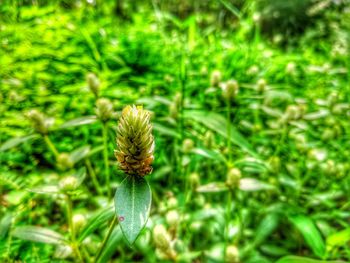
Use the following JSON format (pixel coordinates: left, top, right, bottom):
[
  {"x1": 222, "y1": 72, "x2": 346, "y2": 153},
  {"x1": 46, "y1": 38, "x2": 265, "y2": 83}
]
[{"x1": 1, "y1": 0, "x2": 350, "y2": 262}]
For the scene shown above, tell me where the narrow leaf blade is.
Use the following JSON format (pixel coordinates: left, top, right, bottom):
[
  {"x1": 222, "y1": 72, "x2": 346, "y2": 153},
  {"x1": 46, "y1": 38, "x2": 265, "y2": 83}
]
[{"x1": 289, "y1": 215, "x2": 325, "y2": 258}]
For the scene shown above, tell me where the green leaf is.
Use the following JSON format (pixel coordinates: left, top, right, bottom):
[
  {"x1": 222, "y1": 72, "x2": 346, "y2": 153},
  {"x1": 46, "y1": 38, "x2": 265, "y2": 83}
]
[
  {"x1": 27, "y1": 185, "x2": 59, "y2": 194},
  {"x1": 0, "y1": 134, "x2": 39, "y2": 152},
  {"x1": 114, "y1": 175, "x2": 152, "y2": 244},
  {"x1": 0, "y1": 214, "x2": 13, "y2": 240},
  {"x1": 12, "y1": 226, "x2": 66, "y2": 245},
  {"x1": 196, "y1": 182, "x2": 228, "y2": 193},
  {"x1": 97, "y1": 228, "x2": 123, "y2": 263},
  {"x1": 74, "y1": 167, "x2": 87, "y2": 187},
  {"x1": 239, "y1": 178, "x2": 275, "y2": 192},
  {"x1": 289, "y1": 215, "x2": 325, "y2": 258},
  {"x1": 184, "y1": 110, "x2": 257, "y2": 157},
  {"x1": 326, "y1": 228, "x2": 350, "y2": 248},
  {"x1": 275, "y1": 256, "x2": 345, "y2": 263},
  {"x1": 78, "y1": 206, "x2": 114, "y2": 242},
  {"x1": 153, "y1": 122, "x2": 180, "y2": 138},
  {"x1": 254, "y1": 213, "x2": 280, "y2": 246},
  {"x1": 60, "y1": 116, "x2": 97, "y2": 129},
  {"x1": 70, "y1": 145, "x2": 91, "y2": 163}
]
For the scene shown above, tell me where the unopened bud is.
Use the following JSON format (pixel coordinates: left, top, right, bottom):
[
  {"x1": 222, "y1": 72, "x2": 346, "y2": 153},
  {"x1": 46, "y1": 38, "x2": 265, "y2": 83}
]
[
  {"x1": 167, "y1": 197, "x2": 178, "y2": 209},
  {"x1": 27, "y1": 109, "x2": 48, "y2": 135},
  {"x1": 286, "y1": 62, "x2": 296, "y2": 75},
  {"x1": 226, "y1": 245, "x2": 240, "y2": 263},
  {"x1": 210, "y1": 70, "x2": 222, "y2": 87},
  {"x1": 166, "y1": 210, "x2": 180, "y2": 228},
  {"x1": 257, "y1": 79, "x2": 266, "y2": 93},
  {"x1": 95, "y1": 98, "x2": 113, "y2": 122},
  {"x1": 182, "y1": 138, "x2": 194, "y2": 153},
  {"x1": 57, "y1": 153, "x2": 73, "y2": 170},
  {"x1": 189, "y1": 172, "x2": 200, "y2": 190},
  {"x1": 153, "y1": 225, "x2": 171, "y2": 251},
  {"x1": 87, "y1": 73, "x2": 100, "y2": 97},
  {"x1": 73, "y1": 214, "x2": 86, "y2": 233},
  {"x1": 268, "y1": 156, "x2": 281, "y2": 173},
  {"x1": 204, "y1": 131, "x2": 214, "y2": 148},
  {"x1": 284, "y1": 105, "x2": 301, "y2": 121},
  {"x1": 59, "y1": 176, "x2": 78, "y2": 192},
  {"x1": 226, "y1": 168, "x2": 241, "y2": 188},
  {"x1": 222, "y1": 80, "x2": 239, "y2": 100}
]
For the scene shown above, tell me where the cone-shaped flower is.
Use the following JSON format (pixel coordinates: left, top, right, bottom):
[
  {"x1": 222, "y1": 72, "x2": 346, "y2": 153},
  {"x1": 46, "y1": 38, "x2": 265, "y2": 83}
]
[{"x1": 115, "y1": 105, "x2": 154, "y2": 176}]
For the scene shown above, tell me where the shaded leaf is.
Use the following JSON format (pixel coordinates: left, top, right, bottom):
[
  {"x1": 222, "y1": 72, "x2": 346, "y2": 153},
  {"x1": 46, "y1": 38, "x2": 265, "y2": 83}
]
[
  {"x1": 97, "y1": 228, "x2": 123, "y2": 263},
  {"x1": 79, "y1": 206, "x2": 114, "y2": 242},
  {"x1": 289, "y1": 215, "x2": 325, "y2": 258}
]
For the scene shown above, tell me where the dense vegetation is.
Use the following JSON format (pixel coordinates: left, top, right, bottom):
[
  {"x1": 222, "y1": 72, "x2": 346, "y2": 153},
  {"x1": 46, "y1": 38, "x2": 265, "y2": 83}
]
[{"x1": 1, "y1": 0, "x2": 350, "y2": 262}]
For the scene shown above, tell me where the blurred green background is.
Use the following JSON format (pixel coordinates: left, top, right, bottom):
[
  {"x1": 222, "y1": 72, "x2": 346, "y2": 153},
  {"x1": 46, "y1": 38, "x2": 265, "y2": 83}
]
[{"x1": 1, "y1": 0, "x2": 350, "y2": 262}]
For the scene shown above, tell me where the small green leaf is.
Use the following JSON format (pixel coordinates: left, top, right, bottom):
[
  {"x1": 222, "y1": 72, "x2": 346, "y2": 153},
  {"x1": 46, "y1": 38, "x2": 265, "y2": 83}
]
[
  {"x1": 184, "y1": 110, "x2": 257, "y2": 157},
  {"x1": 0, "y1": 213, "x2": 13, "y2": 240},
  {"x1": 289, "y1": 215, "x2": 326, "y2": 258},
  {"x1": 0, "y1": 134, "x2": 39, "y2": 152},
  {"x1": 275, "y1": 255, "x2": 345, "y2": 263},
  {"x1": 78, "y1": 206, "x2": 114, "y2": 242},
  {"x1": 97, "y1": 228, "x2": 123, "y2": 263},
  {"x1": 12, "y1": 226, "x2": 66, "y2": 245},
  {"x1": 60, "y1": 116, "x2": 97, "y2": 129},
  {"x1": 70, "y1": 145, "x2": 91, "y2": 164},
  {"x1": 326, "y1": 228, "x2": 350, "y2": 248},
  {"x1": 196, "y1": 182, "x2": 228, "y2": 193},
  {"x1": 239, "y1": 178, "x2": 275, "y2": 192},
  {"x1": 254, "y1": 213, "x2": 280, "y2": 246},
  {"x1": 114, "y1": 175, "x2": 152, "y2": 244}
]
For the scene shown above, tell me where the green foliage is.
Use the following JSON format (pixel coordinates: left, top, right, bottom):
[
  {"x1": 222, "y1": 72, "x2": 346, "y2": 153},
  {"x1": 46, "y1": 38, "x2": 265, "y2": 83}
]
[
  {"x1": 0, "y1": 0, "x2": 349, "y2": 262},
  {"x1": 114, "y1": 175, "x2": 152, "y2": 245}
]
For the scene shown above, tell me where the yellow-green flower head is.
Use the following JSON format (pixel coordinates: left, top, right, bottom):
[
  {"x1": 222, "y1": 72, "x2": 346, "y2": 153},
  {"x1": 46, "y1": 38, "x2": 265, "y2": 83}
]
[
  {"x1": 115, "y1": 105, "x2": 154, "y2": 176},
  {"x1": 26, "y1": 109, "x2": 48, "y2": 135}
]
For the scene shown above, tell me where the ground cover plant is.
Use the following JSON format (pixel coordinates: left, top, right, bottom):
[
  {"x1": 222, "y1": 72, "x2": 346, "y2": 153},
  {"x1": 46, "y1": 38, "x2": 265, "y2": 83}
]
[{"x1": 0, "y1": 0, "x2": 350, "y2": 262}]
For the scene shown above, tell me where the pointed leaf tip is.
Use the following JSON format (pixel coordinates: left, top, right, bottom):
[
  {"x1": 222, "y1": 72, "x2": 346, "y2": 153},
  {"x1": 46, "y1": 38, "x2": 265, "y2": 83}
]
[{"x1": 114, "y1": 175, "x2": 152, "y2": 244}]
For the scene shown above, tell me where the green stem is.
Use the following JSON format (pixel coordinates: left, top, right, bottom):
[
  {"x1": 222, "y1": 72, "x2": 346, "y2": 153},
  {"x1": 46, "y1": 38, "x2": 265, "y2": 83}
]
[
  {"x1": 43, "y1": 135, "x2": 59, "y2": 159},
  {"x1": 102, "y1": 123, "x2": 111, "y2": 199},
  {"x1": 85, "y1": 159, "x2": 103, "y2": 195},
  {"x1": 225, "y1": 189, "x2": 233, "y2": 242},
  {"x1": 94, "y1": 215, "x2": 118, "y2": 263},
  {"x1": 226, "y1": 98, "x2": 232, "y2": 164},
  {"x1": 66, "y1": 195, "x2": 84, "y2": 262}
]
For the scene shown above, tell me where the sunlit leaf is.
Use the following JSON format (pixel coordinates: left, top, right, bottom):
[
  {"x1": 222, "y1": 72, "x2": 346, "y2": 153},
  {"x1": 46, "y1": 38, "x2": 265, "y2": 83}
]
[
  {"x1": 276, "y1": 256, "x2": 344, "y2": 263},
  {"x1": 114, "y1": 175, "x2": 152, "y2": 244},
  {"x1": 60, "y1": 116, "x2": 97, "y2": 129},
  {"x1": 184, "y1": 110, "x2": 257, "y2": 157},
  {"x1": 0, "y1": 134, "x2": 39, "y2": 152},
  {"x1": 12, "y1": 226, "x2": 66, "y2": 245}
]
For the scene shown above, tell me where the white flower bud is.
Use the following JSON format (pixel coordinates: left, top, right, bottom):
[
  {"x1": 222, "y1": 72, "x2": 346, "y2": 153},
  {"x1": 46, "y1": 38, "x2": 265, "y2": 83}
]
[
  {"x1": 59, "y1": 176, "x2": 78, "y2": 192},
  {"x1": 166, "y1": 210, "x2": 180, "y2": 228},
  {"x1": 153, "y1": 225, "x2": 171, "y2": 251},
  {"x1": 226, "y1": 168, "x2": 241, "y2": 188},
  {"x1": 226, "y1": 245, "x2": 240, "y2": 263},
  {"x1": 210, "y1": 70, "x2": 222, "y2": 87}
]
